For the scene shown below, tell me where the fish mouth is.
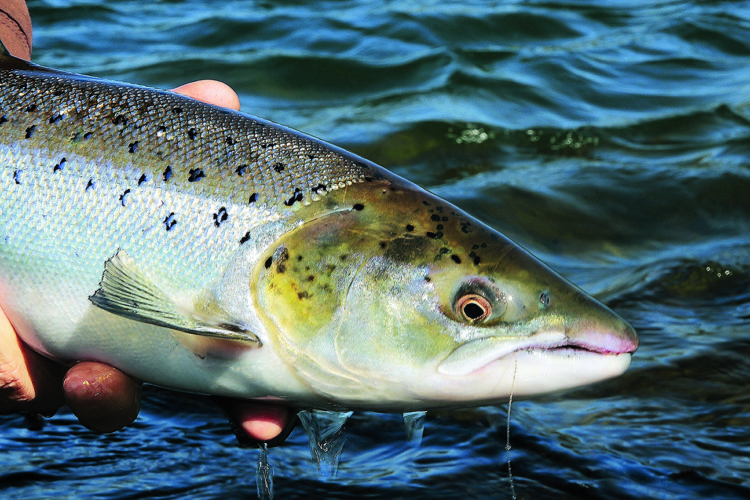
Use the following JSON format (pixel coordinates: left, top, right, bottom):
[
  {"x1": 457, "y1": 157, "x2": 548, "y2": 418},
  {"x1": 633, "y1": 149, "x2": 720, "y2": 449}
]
[
  {"x1": 438, "y1": 326, "x2": 637, "y2": 377},
  {"x1": 542, "y1": 325, "x2": 638, "y2": 356}
]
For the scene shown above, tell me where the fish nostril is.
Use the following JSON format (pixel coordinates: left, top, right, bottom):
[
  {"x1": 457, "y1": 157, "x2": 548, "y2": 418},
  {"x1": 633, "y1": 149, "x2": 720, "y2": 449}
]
[{"x1": 539, "y1": 290, "x2": 550, "y2": 308}]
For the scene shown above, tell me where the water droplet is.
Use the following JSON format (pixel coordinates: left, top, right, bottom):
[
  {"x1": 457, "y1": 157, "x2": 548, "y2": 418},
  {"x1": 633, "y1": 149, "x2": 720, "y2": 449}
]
[
  {"x1": 403, "y1": 411, "x2": 427, "y2": 447},
  {"x1": 256, "y1": 443, "x2": 274, "y2": 500},
  {"x1": 298, "y1": 410, "x2": 353, "y2": 479}
]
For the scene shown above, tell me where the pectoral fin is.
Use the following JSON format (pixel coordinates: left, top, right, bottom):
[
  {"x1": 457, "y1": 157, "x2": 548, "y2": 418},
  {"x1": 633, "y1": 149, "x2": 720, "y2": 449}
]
[{"x1": 89, "y1": 249, "x2": 260, "y2": 345}]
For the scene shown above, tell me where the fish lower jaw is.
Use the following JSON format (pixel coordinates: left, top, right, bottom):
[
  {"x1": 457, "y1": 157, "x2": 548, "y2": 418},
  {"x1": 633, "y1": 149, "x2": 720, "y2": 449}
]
[
  {"x1": 420, "y1": 349, "x2": 634, "y2": 406},
  {"x1": 500, "y1": 348, "x2": 634, "y2": 396}
]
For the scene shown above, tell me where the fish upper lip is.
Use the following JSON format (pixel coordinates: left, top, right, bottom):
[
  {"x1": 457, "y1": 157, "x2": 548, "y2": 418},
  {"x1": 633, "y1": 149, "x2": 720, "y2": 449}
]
[
  {"x1": 534, "y1": 330, "x2": 638, "y2": 356},
  {"x1": 438, "y1": 329, "x2": 635, "y2": 377}
]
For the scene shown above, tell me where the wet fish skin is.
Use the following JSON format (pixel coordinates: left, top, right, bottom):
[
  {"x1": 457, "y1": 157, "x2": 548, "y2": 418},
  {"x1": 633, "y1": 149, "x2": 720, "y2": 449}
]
[{"x1": 0, "y1": 49, "x2": 637, "y2": 411}]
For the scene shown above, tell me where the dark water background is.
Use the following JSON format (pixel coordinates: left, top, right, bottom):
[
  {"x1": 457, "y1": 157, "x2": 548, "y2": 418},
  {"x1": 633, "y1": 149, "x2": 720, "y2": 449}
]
[{"x1": 2, "y1": 0, "x2": 749, "y2": 498}]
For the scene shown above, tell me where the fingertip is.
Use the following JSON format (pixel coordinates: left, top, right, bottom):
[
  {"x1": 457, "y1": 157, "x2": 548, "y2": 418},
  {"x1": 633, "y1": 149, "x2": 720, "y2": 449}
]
[
  {"x1": 171, "y1": 80, "x2": 241, "y2": 110},
  {"x1": 63, "y1": 362, "x2": 141, "y2": 433},
  {"x1": 212, "y1": 398, "x2": 297, "y2": 447},
  {"x1": 237, "y1": 405, "x2": 292, "y2": 442}
]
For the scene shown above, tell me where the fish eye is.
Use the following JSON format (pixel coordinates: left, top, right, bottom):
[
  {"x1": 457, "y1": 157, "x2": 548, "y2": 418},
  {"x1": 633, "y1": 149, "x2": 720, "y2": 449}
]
[
  {"x1": 455, "y1": 293, "x2": 492, "y2": 323},
  {"x1": 450, "y1": 277, "x2": 506, "y2": 325}
]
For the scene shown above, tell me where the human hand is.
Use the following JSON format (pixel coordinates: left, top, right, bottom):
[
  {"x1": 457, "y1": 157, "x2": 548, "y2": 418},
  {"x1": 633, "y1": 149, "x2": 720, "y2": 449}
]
[{"x1": 0, "y1": 80, "x2": 295, "y2": 444}]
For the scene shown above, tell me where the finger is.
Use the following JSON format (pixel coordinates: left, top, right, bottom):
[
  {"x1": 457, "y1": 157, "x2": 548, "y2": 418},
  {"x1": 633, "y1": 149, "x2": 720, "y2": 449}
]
[
  {"x1": 171, "y1": 80, "x2": 241, "y2": 110},
  {"x1": 212, "y1": 397, "x2": 297, "y2": 448},
  {"x1": 63, "y1": 362, "x2": 141, "y2": 433},
  {"x1": 0, "y1": 305, "x2": 65, "y2": 415}
]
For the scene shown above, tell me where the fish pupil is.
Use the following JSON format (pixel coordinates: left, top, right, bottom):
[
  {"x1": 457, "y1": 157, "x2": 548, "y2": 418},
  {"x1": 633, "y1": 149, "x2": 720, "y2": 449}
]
[{"x1": 463, "y1": 301, "x2": 486, "y2": 320}]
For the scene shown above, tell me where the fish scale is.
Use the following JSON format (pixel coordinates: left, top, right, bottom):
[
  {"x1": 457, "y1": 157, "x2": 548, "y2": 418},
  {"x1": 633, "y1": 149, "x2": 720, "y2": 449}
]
[
  {"x1": 0, "y1": 46, "x2": 636, "y2": 412},
  {"x1": 1, "y1": 61, "x2": 372, "y2": 216}
]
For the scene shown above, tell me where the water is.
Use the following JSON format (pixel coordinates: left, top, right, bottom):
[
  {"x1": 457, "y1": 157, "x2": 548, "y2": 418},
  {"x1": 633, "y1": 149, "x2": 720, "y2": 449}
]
[{"x1": 2, "y1": 0, "x2": 749, "y2": 498}]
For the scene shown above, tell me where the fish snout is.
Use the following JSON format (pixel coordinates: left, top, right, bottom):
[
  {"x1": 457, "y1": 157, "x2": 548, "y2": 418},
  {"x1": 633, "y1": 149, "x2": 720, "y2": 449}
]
[{"x1": 565, "y1": 311, "x2": 638, "y2": 356}]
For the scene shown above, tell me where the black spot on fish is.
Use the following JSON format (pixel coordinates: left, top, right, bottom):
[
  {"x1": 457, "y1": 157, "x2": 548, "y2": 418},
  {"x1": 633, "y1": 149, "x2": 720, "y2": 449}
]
[
  {"x1": 163, "y1": 166, "x2": 173, "y2": 182},
  {"x1": 156, "y1": 125, "x2": 167, "y2": 134},
  {"x1": 284, "y1": 188, "x2": 303, "y2": 207},
  {"x1": 49, "y1": 113, "x2": 64, "y2": 124},
  {"x1": 119, "y1": 189, "x2": 131, "y2": 206},
  {"x1": 239, "y1": 232, "x2": 251, "y2": 245},
  {"x1": 273, "y1": 162, "x2": 285, "y2": 173},
  {"x1": 112, "y1": 115, "x2": 128, "y2": 126},
  {"x1": 297, "y1": 291, "x2": 310, "y2": 300},
  {"x1": 460, "y1": 222, "x2": 472, "y2": 234},
  {"x1": 25, "y1": 104, "x2": 37, "y2": 112},
  {"x1": 306, "y1": 275, "x2": 315, "y2": 282},
  {"x1": 424, "y1": 276, "x2": 431, "y2": 282},
  {"x1": 236, "y1": 164, "x2": 248, "y2": 176},
  {"x1": 249, "y1": 192, "x2": 258, "y2": 204},
  {"x1": 187, "y1": 128, "x2": 197, "y2": 140},
  {"x1": 439, "y1": 247, "x2": 450, "y2": 255},
  {"x1": 274, "y1": 247, "x2": 290, "y2": 273},
  {"x1": 188, "y1": 168, "x2": 205, "y2": 182},
  {"x1": 468, "y1": 252, "x2": 481, "y2": 266},
  {"x1": 261, "y1": 142, "x2": 275, "y2": 149},
  {"x1": 379, "y1": 241, "x2": 387, "y2": 249},
  {"x1": 24, "y1": 125, "x2": 36, "y2": 139},
  {"x1": 311, "y1": 183, "x2": 327, "y2": 194},
  {"x1": 451, "y1": 255, "x2": 462, "y2": 264},
  {"x1": 307, "y1": 154, "x2": 317, "y2": 160},
  {"x1": 471, "y1": 244, "x2": 479, "y2": 250},
  {"x1": 264, "y1": 256, "x2": 273, "y2": 269},
  {"x1": 164, "y1": 212, "x2": 177, "y2": 231},
  {"x1": 226, "y1": 136, "x2": 236, "y2": 146},
  {"x1": 137, "y1": 173, "x2": 147, "y2": 186},
  {"x1": 436, "y1": 224, "x2": 444, "y2": 231},
  {"x1": 213, "y1": 207, "x2": 228, "y2": 227},
  {"x1": 83, "y1": 132, "x2": 92, "y2": 140},
  {"x1": 0, "y1": 115, "x2": 8, "y2": 125},
  {"x1": 172, "y1": 107, "x2": 183, "y2": 114},
  {"x1": 86, "y1": 178, "x2": 94, "y2": 191},
  {"x1": 405, "y1": 224, "x2": 415, "y2": 232},
  {"x1": 128, "y1": 142, "x2": 138, "y2": 154},
  {"x1": 12, "y1": 170, "x2": 20, "y2": 184},
  {"x1": 423, "y1": 201, "x2": 431, "y2": 207},
  {"x1": 426, "y1": 231, "x2": 437, "y2": 239},
  {"x1": 53, "y1": 157, "x2": 66, "y2": 173},
  {"x1": 431, "y1": 214, "x2": 441, "y2": 222},
  {"x1": 353, "y1": 203, "x2": 365, "y2": 211}
]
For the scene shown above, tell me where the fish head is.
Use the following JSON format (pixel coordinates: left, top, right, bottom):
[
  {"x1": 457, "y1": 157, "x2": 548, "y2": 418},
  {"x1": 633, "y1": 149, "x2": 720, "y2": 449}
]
[{"x1": 253, "y1": 180, "x2": 637, "y2": 410}]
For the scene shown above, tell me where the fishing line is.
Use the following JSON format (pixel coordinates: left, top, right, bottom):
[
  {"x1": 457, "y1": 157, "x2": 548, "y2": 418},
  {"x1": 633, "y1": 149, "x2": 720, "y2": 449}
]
[{"x1": 506, "y1": 359, "x2": 517, "y2": 500}]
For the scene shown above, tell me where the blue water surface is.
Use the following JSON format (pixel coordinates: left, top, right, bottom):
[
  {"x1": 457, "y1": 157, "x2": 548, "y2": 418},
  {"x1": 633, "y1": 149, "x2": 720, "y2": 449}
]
[{"x1": 2, "y1": 1, "x2": 749, "y2": 498}]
